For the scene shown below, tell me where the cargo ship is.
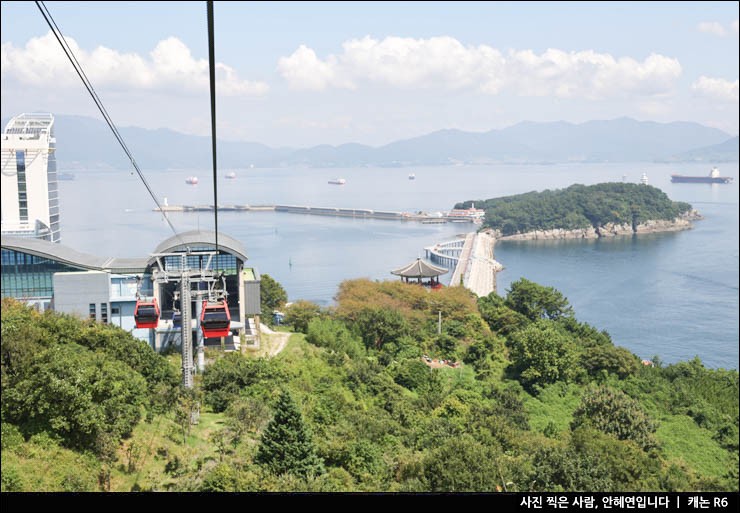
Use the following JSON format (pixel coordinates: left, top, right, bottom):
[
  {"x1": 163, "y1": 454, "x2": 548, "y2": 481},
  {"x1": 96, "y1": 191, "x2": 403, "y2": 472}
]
[
  {"x1": 328, "y1": 178, "x2": 346, "y2": 185},
  {"x1": 671, "y1": 167, "x2": 733, "y2": 184}
]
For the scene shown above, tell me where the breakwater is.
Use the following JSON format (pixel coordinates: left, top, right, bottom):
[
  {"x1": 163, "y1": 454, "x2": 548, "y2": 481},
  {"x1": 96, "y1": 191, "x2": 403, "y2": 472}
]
[{"x1": 155, "y1": 204, "x2": 480, "y2": 223}]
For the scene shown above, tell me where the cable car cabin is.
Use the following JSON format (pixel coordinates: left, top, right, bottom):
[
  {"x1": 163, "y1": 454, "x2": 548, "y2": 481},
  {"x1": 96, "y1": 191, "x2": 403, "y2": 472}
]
[
  {"x1": 134, "y1": 298, "x2": 160, "y2": 329},
  {"x1": 200, "y1": 300, "x2": 231, "y2": 339}
]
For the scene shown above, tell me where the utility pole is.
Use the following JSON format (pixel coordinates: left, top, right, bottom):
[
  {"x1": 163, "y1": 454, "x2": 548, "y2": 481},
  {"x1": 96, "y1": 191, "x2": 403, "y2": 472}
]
[
  {"x1": 196, "y1": 298, "x2": 205, "y2": 374},
  {"x1": 438, "y1": 310, "x2": 442, "y2": 335},
  {"x1": 180, "y1": 268, "x2": 194, "y2": 389}
]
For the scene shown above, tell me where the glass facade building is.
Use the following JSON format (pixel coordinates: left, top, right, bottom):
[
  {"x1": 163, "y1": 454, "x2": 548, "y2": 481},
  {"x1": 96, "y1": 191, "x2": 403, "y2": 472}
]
[{"x1": 1, "y1": 247, "x2": 83, "y2": 300}]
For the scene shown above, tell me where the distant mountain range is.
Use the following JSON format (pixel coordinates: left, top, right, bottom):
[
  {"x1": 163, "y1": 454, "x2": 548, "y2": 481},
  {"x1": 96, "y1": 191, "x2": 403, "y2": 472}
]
[
  {"x1": 664, "y1": 136, "x2": 739, "y2": 163},
  {"x1": 3, "y1": 114, "x2": 736, "y2": 169}
]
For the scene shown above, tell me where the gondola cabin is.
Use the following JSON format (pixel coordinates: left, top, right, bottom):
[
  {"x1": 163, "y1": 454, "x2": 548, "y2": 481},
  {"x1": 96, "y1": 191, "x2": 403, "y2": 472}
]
[
  {"x1": 134, "y1": 298, "x2": 160, "y2": 329},
  {"x1": 200, "y1": 300, "x2": 231, "y2": 339}
]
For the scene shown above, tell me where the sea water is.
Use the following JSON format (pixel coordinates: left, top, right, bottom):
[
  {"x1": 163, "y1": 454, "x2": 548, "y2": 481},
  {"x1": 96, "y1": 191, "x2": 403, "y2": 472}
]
[{"x1": 60, "y1": 162, "x2": 738, "y2": 368}]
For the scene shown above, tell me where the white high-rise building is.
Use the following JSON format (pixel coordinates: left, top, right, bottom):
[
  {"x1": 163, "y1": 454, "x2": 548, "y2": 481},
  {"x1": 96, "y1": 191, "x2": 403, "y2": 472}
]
[{"x1": 1, "y1": 113, "x2": 61, "y2": 242}]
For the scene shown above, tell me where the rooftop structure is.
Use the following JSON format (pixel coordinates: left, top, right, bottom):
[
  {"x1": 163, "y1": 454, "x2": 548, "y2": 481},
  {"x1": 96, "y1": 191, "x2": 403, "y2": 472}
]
[{"x1": 391, "y1": 257, "x2": 448, "y2": 287}]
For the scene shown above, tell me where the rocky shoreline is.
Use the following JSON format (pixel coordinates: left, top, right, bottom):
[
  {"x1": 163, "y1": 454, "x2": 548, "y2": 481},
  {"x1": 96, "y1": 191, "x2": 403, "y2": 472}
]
[{"x1": 489, "y1": 209, "x2": 703, "y2": 241}]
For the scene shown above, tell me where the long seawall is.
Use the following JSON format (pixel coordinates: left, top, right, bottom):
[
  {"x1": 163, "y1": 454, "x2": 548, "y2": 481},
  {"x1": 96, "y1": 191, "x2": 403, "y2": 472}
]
[{"x1": 155, "y1": 204, "x2": 478, "y2": 223}]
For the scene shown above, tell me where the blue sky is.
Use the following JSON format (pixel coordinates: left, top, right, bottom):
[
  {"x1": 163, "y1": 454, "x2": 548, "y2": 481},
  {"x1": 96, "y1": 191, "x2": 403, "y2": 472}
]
[{"x1": 2, "y1": 1, "x2": 738, "y2": 147}]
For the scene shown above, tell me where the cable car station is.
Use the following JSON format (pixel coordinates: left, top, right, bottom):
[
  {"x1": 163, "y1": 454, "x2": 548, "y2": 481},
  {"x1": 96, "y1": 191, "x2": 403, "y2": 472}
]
[{"x1": 1, "y1": 229, "x2": 262, "y2": 376}]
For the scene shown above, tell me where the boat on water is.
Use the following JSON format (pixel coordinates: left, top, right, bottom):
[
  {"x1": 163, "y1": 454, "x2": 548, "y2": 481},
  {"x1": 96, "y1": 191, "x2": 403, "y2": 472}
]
[
  {"x1": 328, "y1": 178, "x2": 346, "y2": 185},
  {"x1": 671, "y1": 167, "x2": 733, "y2": 184},
  {"x1": 186, "y1": 176, "x2": 199, "y2": 185},
  {"x1": 408, "y1": 173, "x2": 416, "y2": 180},
  {"x1": 225, "y1": 171, "x2": 237, "y2": 179}
]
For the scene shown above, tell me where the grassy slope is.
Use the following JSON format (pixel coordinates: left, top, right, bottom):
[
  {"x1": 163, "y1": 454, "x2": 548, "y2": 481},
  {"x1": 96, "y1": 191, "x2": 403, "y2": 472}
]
[
  {"x1": 3, "y1": 334, "x2": 736, "y2": 491},
  {"x1": 522, "y1": 382, "x2": 584, "y2": 434},
  {"x1": 655, "y1": 415, "x2": 733, "y2": 480}
]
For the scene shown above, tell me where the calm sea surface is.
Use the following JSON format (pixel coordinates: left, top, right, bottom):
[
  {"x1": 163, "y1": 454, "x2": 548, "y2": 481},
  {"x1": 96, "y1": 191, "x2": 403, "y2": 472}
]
[{"x1": 59, "y1": 162, "x2": 739, "y2": 369}]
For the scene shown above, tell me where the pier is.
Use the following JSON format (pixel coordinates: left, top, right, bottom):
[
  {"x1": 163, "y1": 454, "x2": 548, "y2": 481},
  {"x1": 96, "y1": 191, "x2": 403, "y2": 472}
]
[
  {"x1": 426, "y1": 231, "x2": 502, "y2": 296},
  {"x1": 154, "y1": 204, "x2": 480, "y2": 223}
]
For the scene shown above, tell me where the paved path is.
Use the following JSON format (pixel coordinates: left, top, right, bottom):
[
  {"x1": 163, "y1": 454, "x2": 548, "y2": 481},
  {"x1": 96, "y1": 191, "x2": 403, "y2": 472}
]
[
  {"x1": 465, "y1": 231, "x2": 501, "y2": 297},
  {"x1": 260, "y1": 323, "x2": 290, "y2": 357}
]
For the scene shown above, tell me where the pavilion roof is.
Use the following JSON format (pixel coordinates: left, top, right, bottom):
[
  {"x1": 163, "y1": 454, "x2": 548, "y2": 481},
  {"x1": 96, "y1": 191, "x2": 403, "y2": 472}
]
[{"x1": 391, "y1": 258, "x2": 448, "y2": 278}]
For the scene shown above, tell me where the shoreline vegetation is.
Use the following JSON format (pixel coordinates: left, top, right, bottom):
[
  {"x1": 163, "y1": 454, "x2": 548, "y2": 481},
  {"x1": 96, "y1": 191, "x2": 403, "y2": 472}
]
[
  {"x1": 489, "y1": 209, "x2": 702, "y2": 241},
  {"x1": 457, "y1": 182, "x2": 699, "y2": 241}
]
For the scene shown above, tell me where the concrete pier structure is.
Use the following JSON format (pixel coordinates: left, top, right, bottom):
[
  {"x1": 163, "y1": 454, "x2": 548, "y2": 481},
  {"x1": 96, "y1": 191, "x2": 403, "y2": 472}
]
[
  {"x1": 155, "y1": 204, "x2": 480, "y2": 224},
  {"x1": 427, "y1": 231, "x2": 502, "y2": 296}
]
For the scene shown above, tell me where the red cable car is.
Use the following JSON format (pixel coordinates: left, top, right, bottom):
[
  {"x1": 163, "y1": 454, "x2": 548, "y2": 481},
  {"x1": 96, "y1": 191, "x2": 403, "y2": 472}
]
[
  {"x1": 200, "y1": 299, "x2": 231, "y2": 338},
  {"x1": 134, "y1": 298, "x2": 160, "y2": 329}
]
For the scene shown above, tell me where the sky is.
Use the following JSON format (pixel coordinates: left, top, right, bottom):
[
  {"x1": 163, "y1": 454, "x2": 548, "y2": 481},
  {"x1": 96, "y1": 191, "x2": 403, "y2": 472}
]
[{"x1": 1, "y1": 1, "x2": 738, "y2": 148}]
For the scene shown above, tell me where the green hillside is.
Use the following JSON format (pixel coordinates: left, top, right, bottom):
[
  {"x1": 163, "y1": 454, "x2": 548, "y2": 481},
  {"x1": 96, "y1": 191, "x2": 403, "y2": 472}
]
[{"x1": 1, "y1": 277, "x2": 737, "y2": 492}]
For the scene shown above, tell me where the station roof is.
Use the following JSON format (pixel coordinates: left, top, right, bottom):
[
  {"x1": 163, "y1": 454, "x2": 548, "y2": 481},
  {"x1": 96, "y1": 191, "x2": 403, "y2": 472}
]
[
  {"x1": 2, "y1": 229, "x2": 248, "y2": 272},
  {"x1": 391, "y1": 258, "x2": 448, "y2": 278},
  {"x1": 1, "y1": 235, "x2": 148, "y2": 272},
  {"x1": 150, "y1": 230, "x2": 248, "y2": 264}
]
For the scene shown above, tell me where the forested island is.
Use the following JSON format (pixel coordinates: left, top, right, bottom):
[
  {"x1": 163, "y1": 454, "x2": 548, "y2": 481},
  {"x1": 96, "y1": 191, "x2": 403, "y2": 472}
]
[
  {"x1": 456, "y1": 183, "x2": 699, "y2": 239},
  {"x1": 2, "y1": 275, "x2": 737, "y2": 493}
]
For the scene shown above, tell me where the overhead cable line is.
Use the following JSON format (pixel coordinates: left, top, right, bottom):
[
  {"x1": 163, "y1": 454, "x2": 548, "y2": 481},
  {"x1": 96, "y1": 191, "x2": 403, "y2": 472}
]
[
  {"x1": 206, "y1": 0, "x2": 219, "y2": 256},
  {"x1": 35, "y1": 1, "x2": 183, "y2": 243}
]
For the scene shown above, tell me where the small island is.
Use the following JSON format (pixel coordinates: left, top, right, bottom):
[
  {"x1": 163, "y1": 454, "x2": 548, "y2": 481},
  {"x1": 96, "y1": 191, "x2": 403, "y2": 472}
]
[{"x1": 456, "y1": 182, "x2": 702, "y2": 241}]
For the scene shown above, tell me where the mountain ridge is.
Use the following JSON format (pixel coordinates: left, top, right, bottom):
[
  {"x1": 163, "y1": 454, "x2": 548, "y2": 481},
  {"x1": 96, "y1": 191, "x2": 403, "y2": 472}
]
[{"x1": 2, "y1": 114, "x2": 734, "y2": 169}]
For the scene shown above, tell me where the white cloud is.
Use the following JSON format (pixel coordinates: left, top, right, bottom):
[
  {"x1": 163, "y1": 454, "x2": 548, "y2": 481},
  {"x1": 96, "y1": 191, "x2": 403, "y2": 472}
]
[
  {"x1": 698, "y1": 20, "x2": 740, "y2": 37},
  {"x1": 691, "y1": 76, "x2": 739, "y2": 103},
  {"x1": 277, "y1": 36, "x2": 681, "y2": 99},
  {"x1": 698, "y1": 21, "x2": 727, "y2": 37},
  {"x1": 277, "y1": 44, "x2": 352, "y2": 91},
  {"x1": 1, "y1": 32, "x2": 268, "y2": 96}
]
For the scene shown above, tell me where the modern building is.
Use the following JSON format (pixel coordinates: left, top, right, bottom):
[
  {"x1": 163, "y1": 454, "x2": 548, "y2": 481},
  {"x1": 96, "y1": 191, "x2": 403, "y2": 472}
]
[
  {"x1": 1, "y1": 113, "x2": 61, "y2": 242},
  {"x1": 1, "y1": 230, "x2": 261, "y2": 353}
]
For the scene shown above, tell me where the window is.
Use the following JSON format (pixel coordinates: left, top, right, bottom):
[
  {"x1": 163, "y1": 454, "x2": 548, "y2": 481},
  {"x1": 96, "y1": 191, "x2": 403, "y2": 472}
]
[
  {"x1": 111, "y1": 306, "x2": 120, "y2": 315},
  {"x1": 16, "y1": 150, "x2": 28, "y2": 222},
  {"x1": 89, "y1": 303, "x2": 96, "y2": 320},
  {"x1": 101, "y1": 303, "x2": 108, "y2": 324}
]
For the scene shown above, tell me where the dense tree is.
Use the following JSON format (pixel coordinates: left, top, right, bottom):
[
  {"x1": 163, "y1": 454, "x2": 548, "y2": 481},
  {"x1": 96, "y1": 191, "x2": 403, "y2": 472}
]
[
  {"x1": 529, "y1": 427, "x2": 664, "y2": 491},
  {"x1": 505, "y1": 278, "x2": 574, "y2": 321},
  {"x1": 352, "y1": 307, "x2": 409, "y2": 350},
  {"x1": 255, "y1": 390, "x2": 325, "y2": 479},
  {"x1": 421, "y1": 434, "x2": 506, "y2": 491},
  {"x1": 571, "y1": 386, "x2": 657, "y2": 450},
  {"x1": 3, "y1": 344, "x2": 148, "y2": 453},
  {"x1": 508, "y1": 321, "x2": 580, "y2": 390},
  {"x1": 393, "y1": 359, "x2": 433, "y2": 391},
  {"x1": 457, "y1": 182, "x2": 694, "y2": 235},
  {"x1": 306, "y1": 317, "x2": 364, "y2": 358},
  {"x1": 284, "y1": 300, "x2": 321, "y2": 334},
  {"x1": 478, "y1": 292, "x2": 530, "y2": 336},
  {"x1": 581, "y1": 344, "x2": 641, "y2": 379},
  {"x1": 202, "y1": 353, "x2": 284, "y2": 412},
  {"x1": 260, "y1": 274, "x2": 288, "y2": 316}
]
